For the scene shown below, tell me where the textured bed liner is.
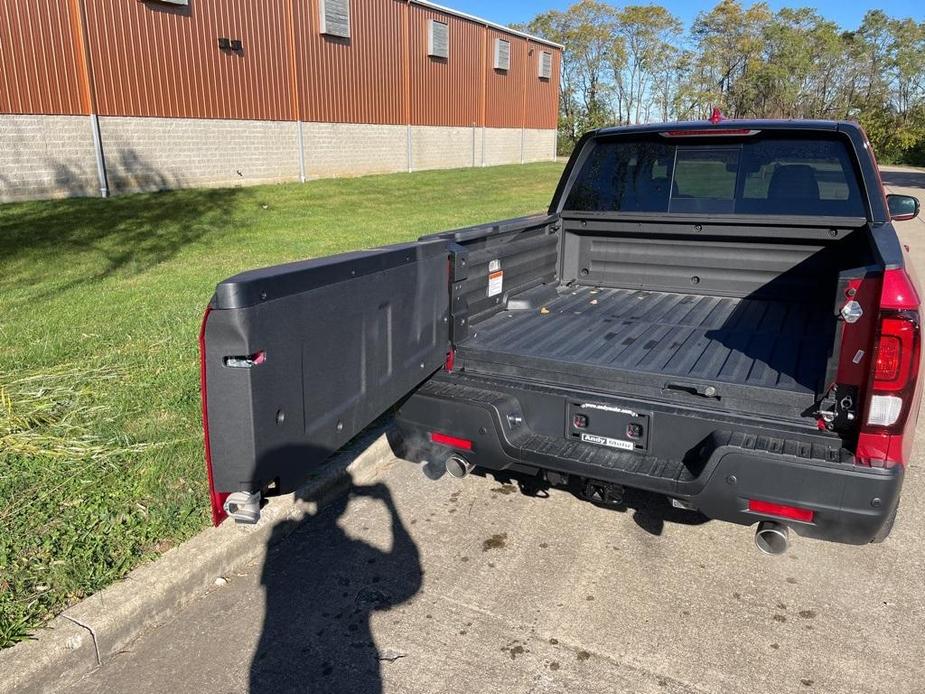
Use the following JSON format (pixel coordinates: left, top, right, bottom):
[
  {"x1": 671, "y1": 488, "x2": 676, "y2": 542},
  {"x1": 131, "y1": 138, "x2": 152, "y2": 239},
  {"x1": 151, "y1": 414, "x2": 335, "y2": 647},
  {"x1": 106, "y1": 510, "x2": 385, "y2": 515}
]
[{"x1": 457, "y1": 285, "x2": 835, "y2": 401}]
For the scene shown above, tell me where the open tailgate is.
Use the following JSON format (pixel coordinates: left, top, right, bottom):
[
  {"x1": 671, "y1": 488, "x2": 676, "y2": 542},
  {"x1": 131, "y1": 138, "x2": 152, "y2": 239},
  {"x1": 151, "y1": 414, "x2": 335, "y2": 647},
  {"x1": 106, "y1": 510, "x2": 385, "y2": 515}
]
[{"x1": 200, "y1": 239, "x2": 450, "y2": 523}]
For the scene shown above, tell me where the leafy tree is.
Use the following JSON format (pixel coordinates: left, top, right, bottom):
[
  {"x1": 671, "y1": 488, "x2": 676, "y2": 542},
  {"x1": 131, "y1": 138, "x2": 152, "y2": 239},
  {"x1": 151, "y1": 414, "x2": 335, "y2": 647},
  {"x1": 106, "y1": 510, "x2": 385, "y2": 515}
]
[
  {"x1": 520, "y1": 0, "x2": 925, "y2": 163},
  {"x1": 517, "y1": 0, "x2": 619, "y2": 151},
  {"x1": 611, "y1": 5, "x2": 683, "y2": 124},
  {"x1": 753, "y1": 9, "x2": 843, "y2": 118},
  {"x1": 690, "y1": 0, "x2": 772, "y2": 117}
]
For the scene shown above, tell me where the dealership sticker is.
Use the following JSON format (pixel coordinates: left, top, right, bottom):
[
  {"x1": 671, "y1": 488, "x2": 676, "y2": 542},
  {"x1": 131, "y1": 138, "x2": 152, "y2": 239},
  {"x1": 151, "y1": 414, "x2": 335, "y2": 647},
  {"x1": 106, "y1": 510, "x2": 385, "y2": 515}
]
[
  {"x1": 581, "y1": 433, "x2": 634, "y2": 451},
  {"x1": 488, "y1": 259, "x2": 503, "y2": 297}
]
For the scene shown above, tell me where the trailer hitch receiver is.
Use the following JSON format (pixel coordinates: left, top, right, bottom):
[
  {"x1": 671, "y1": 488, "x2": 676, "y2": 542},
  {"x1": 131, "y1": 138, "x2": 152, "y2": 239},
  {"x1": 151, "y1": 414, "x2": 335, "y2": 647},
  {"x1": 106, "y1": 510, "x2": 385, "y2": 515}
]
[{"x1": 581, "y1": 479, "x2": 625, "y2": 507}]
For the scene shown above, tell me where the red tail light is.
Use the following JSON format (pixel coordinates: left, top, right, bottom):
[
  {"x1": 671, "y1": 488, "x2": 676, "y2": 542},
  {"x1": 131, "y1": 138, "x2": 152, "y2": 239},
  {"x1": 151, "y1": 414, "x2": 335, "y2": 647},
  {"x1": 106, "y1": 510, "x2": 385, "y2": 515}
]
[
  {"x1": 857, "y1": 269, "x2": 922, "y2": 467},
  {"x1": 874, "y1": 333, "x2": 902, "y2": 382},
  {"x1": 865, "y1": 311, "x2": 920, "y2": 430},
  {"x1": 430, "y1": 431, "x2": 473, "y2": 451},
  {"x1": 873, "y1": 318, "x2": 916, "y2": 389},
  {"x1": 660, "y1": 128, "x2": 760, "y2": 137},
  {"x1": 748, "y1": 499, "x2": 814, "y2": 523}
]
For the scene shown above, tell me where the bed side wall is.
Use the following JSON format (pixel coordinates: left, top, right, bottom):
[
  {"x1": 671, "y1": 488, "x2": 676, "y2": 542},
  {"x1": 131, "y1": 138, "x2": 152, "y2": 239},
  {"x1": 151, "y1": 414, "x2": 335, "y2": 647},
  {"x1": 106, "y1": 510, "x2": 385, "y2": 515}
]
[{"x1": 559, "y1": 219, "x2": 872, "y2": 302}]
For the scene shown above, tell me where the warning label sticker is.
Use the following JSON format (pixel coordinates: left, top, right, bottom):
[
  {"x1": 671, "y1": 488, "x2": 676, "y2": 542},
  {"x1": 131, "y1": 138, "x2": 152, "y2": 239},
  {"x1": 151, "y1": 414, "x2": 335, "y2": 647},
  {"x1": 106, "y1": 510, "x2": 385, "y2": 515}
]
[
  {"x1": 580, "y1": 433, "x2": 634, "y2": 451},
  {"x1": 488, "y1": 259, "x2": 503, "y2": 297}
]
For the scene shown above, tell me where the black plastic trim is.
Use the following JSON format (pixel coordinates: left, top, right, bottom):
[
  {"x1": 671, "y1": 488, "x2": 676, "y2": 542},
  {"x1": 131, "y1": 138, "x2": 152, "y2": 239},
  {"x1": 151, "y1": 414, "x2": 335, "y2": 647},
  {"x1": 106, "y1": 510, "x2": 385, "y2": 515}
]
[
  {"x1": 595, "y1": 119, "x2": 842, "y2": 137},
  {"x1": 420, "y1": 214, "x2": 557, "y2": 244},
  {"x1": 214, "y1": 239, "x2": 448, "y2": 309},
  {"x1": 395, "y1": 374, "x2": 902, "y2": 544}
]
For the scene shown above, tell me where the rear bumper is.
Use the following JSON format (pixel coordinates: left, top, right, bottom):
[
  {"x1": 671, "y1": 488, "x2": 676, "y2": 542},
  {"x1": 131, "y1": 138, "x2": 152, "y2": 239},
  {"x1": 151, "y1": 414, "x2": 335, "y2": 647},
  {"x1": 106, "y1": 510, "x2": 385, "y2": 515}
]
[
  {"x1": 395, "y1": 375, "x2": 904, "y2": 545},
  {"x1": 680, "y1": 449, "x2": 902, "y2": 544}
]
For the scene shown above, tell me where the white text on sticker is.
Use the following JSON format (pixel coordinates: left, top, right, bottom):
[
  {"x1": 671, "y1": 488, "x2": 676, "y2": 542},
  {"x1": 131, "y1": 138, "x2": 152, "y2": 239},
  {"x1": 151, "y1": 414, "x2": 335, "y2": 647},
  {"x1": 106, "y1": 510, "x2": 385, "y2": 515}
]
[{"x1": 580, "y1": 433, "x2": 634, "y2": 451}]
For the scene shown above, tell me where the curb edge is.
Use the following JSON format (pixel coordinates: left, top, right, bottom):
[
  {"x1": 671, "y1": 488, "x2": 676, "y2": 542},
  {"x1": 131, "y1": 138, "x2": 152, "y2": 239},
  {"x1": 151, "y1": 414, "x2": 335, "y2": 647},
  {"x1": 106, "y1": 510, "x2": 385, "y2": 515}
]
[{"x1": 1, "y1": 425, "x2": 397, "y2": 694}]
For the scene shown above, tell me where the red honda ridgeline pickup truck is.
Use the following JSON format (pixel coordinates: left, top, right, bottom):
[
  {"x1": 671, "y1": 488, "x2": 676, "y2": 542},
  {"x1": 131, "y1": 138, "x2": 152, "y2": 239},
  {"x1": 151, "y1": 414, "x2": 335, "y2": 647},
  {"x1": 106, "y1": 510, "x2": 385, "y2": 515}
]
[{"x1": 201, "y1": 120, "x2": 923, "y2": 554}]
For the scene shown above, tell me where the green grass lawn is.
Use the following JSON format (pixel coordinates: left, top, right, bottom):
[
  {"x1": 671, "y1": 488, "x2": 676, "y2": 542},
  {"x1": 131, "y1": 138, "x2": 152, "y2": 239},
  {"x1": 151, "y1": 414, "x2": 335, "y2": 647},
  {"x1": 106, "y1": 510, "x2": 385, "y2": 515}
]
[{"x1": 0, "y1": 161, "x2": 565, "y2": 647}]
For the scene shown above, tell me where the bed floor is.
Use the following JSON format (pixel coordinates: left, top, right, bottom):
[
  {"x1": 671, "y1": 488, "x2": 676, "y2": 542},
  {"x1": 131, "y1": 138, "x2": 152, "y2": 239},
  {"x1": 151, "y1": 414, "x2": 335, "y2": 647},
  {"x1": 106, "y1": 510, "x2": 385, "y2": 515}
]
[{"x1": 457, "y1": 285, "x2": 836, "y2": 395}]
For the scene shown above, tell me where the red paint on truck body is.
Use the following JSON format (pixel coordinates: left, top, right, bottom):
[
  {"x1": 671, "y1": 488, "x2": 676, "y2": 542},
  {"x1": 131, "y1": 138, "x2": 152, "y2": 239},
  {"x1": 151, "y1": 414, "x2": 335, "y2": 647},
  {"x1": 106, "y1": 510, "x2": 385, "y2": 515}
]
[
  {"x1": 199, "y1": 306, "x2": 229, "y2": 526},
  {"x1": 857, "y1": 267, "x2": 924, "y2": 468}
]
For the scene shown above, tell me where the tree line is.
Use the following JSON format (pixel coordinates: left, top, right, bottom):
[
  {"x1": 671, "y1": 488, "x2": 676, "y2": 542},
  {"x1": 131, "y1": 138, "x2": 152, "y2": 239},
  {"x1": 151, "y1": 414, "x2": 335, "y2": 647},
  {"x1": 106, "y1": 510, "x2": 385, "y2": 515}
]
[{"x1": 518, "y1": 0, "x2": 925, "y2": 164}]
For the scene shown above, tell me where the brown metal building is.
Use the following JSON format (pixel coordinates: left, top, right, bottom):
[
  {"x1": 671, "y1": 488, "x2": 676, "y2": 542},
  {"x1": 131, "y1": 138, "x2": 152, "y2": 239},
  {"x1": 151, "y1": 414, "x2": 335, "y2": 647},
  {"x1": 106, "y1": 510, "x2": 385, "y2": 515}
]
[{"x1": 0, "y1": 0, "x2": 561, "y2": 201}]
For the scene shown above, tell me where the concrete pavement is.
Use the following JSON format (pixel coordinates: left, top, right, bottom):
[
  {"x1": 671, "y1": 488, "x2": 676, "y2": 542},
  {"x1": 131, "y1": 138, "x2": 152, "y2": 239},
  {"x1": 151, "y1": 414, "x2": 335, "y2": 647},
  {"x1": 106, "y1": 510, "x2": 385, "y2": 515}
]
[{"x1": 59, "y1": 168, "x2": 925, "y2": 694}]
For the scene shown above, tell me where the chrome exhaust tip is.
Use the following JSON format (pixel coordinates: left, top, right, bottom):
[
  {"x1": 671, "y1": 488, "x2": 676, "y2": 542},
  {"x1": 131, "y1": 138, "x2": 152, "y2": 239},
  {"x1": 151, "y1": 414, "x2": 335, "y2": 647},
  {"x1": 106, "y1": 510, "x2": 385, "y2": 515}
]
[
  {"x1": 445, "y1": 455, "x2": 474, "y2": 479},
  {"x1": 755, "y1": 521, "x2": 789, "y2": 555}
]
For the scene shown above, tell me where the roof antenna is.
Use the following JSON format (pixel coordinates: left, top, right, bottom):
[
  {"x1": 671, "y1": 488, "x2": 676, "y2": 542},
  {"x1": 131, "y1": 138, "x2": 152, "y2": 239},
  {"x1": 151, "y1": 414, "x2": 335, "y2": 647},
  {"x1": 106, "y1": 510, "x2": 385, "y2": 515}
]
[{"x1": 709, "y1": 106, "x2": 724, "y2": 125}]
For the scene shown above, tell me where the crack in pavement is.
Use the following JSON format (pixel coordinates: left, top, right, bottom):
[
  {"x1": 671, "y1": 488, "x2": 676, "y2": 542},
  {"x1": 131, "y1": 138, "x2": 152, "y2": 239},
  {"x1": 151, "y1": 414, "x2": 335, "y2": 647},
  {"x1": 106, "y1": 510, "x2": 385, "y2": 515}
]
[{"x1": 60, "y1": 614, "x2": 102, "y2": 667}]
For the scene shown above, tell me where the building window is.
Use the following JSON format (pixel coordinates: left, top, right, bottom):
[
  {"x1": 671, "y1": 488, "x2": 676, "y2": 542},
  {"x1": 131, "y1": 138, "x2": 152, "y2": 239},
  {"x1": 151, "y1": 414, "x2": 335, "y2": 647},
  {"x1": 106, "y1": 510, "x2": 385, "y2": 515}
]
[
  {"x1": 539, "y1": 51, "x2": 552, "y2": 79},
  {"x1": 320, "y1": 0, "x2": 350, "y2": 39},
  {"x1": 428, "y1": 20, "x2": 449, "y2": 59},
  {"x1": 494, "y1": 39, "x2": 511, "y2": 71}
]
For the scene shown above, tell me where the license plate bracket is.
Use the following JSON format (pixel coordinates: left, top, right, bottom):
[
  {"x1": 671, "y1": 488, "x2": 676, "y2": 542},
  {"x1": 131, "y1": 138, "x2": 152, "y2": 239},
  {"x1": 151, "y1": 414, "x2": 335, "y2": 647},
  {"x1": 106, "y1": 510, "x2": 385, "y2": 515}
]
[{"x1": 566, "y1": 402, "x2": 649, "y2": 453}]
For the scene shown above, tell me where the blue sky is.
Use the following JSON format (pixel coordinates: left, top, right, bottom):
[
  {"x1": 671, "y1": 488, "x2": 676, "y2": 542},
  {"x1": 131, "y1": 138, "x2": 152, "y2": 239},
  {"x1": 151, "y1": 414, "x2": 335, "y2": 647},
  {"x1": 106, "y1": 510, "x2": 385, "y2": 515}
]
[{"x1": 449, "y1": 0, "x2": 924, "y2": 32}]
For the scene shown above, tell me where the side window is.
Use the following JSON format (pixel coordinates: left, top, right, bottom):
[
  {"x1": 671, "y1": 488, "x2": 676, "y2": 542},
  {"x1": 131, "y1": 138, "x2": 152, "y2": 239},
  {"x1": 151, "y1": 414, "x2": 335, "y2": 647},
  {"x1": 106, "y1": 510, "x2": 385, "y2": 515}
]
[
  {"x1": 737, "y1": 139, "x2": 865, "y2": 215},
  {"x1": 741, "y1": 143, "x2": 853, "y2": 200},
  {"x1": 564, "y1": 141, "x2": 674, "y2": 212},
  {"x1": 563, "y1": 145, "x2": 614, "y2": 211}
]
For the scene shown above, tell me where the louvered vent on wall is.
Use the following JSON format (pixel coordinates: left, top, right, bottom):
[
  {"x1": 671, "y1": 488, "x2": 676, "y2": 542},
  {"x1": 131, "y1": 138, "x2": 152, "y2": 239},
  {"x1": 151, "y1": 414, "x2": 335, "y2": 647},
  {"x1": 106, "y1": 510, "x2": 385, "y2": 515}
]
[
  {"x1": 494, "y1": 38, "x2": 510, "y2": 71},
  {"x1": 539, "y1": 51, "x2": 552, "y2": 79},
  {"x1": 320, "y1": 0, "x2": 350, "y2": 38},
  {"x1": 428, "y1": 20, "x2": 449, "y2": 58}
]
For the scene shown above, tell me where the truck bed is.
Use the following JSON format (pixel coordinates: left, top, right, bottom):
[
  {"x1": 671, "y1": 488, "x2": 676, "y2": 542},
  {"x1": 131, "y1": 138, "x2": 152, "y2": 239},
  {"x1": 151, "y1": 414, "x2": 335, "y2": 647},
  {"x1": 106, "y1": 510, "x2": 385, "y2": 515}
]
[{"x1": 456, "y1": 285, "x2": 836, "y2": 419}]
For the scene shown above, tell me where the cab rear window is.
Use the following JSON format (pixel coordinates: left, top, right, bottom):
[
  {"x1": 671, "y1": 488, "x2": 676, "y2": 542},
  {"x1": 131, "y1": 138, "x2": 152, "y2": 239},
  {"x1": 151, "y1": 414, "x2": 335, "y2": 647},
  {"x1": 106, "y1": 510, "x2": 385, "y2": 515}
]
[{"x1": 564, "y1": 134, "x2": 866, "y2": 217}]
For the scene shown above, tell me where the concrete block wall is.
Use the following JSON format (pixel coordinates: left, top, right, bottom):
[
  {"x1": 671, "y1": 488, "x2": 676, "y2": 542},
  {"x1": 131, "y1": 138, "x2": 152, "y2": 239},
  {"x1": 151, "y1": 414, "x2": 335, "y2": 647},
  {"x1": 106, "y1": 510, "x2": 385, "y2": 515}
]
[
  {"x1": 0, "y1": 115, "x2": 557, "y2": 202},
  {"x1": 0, "y1": 115, "x2": 100, "y2": 202},
  {"x1": 100, "y1": 117, "x2": 300, "y2": 193},
  {"x1": 523, "y1": 129, "x2": 557, "y2": 163},
  {"x1": 411, "y1": 126, "x2": 477, "y2": 171},
  {"x1": 482, "y1": 128, "x2": 523, "y2": 167},
  {"x1": 303, "y1": 123, "x2": 407, "y2": 178}
]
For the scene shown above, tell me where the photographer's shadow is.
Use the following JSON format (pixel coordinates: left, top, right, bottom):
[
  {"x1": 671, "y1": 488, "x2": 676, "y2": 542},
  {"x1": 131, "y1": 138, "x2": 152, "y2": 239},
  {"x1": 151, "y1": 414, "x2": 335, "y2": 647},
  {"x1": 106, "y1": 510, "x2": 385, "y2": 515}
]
[{"x1": 250, "y1": 473, "x2": 422, "y2": 694}]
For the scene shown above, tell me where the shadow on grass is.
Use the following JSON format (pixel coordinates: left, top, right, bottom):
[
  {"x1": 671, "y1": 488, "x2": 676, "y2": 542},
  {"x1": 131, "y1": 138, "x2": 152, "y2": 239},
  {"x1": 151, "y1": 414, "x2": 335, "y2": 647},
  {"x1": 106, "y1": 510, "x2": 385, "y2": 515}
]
[{"x1": 0, "y1": 149, "x2": 243, "y2": 302}]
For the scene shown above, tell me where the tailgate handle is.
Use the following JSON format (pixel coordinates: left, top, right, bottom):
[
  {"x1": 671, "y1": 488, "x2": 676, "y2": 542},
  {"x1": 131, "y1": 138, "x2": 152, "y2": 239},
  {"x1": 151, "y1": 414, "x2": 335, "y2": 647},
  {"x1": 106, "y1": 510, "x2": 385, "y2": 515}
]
[
  {"x1": 663, "y1": 382, "x2": 720, "y2": 399},
  {"x1": 223, "y1": 351, "x2": 266, "y2": 368}
]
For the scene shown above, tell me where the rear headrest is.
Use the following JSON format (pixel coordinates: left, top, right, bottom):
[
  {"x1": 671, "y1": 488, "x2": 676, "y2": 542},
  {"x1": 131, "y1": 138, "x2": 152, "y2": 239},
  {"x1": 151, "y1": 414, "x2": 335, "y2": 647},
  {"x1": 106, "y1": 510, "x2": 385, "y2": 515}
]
[{"x1": 768, "y1": 164, "x2": 820, "y2": 200}]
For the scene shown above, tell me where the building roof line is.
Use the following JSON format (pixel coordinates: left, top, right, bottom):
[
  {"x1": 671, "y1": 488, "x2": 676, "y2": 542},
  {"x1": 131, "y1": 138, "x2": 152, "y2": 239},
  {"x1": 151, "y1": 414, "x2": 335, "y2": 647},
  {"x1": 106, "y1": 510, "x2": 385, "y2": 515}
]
[{"x1": 410, "y1": 0, "x2": 564, "y2": 50}]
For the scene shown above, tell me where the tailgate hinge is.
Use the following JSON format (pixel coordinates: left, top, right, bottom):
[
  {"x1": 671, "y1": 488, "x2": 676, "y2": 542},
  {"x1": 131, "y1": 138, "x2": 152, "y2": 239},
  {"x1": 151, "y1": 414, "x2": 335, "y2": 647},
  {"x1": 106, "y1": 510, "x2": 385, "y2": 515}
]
[{"x1": 223, "y1": 491, "x2": 262, "y2": 525}]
